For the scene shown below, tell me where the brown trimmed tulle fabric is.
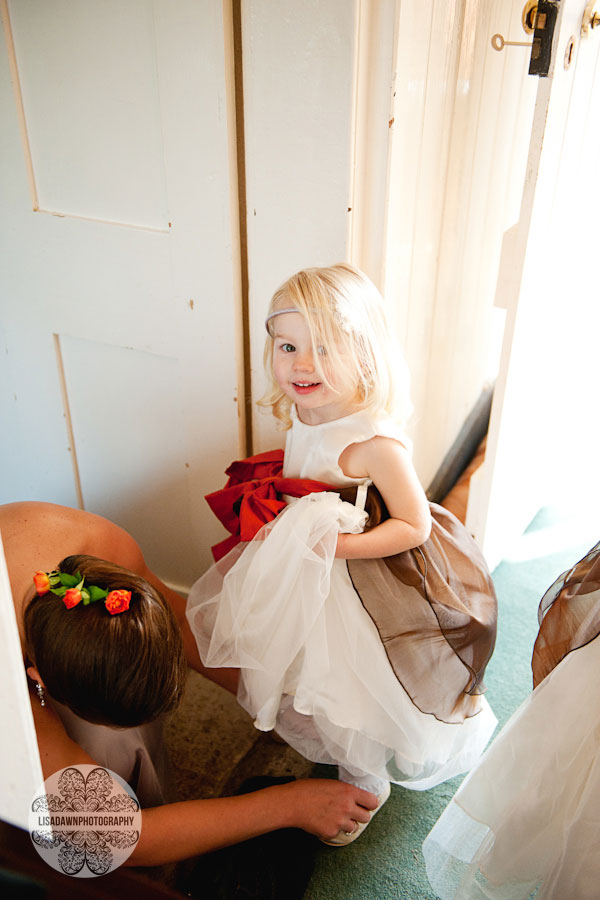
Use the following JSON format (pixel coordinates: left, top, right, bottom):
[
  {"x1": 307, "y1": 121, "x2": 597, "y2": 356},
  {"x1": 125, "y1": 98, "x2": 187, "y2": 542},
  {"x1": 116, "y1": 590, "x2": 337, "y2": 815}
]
[
  {"x1": 339, "y1": 486, "x2": 498, "y2": 724},
  {"x1": 532, "y1": 540, "x2": 600, "y2": 688}
]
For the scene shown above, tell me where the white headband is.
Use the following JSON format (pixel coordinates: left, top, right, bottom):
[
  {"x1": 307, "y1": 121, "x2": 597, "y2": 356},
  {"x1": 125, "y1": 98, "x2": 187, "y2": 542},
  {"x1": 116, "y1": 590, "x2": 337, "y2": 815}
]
[{"x1": 264, "y1": 307, "x2": 300, "y2": 333}]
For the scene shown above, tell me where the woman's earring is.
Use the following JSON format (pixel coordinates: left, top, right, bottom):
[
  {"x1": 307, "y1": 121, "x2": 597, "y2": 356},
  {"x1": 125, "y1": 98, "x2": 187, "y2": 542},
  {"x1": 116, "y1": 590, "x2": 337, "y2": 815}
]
[{"x1": 35, "y1": 682, "x2": 46, "y2": 707}]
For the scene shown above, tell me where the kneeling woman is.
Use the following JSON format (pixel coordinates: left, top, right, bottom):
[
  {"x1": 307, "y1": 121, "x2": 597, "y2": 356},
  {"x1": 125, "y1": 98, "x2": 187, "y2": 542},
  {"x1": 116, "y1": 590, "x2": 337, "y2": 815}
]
[{"x1": 5, "y1": 502, "x2": 376, "y2": 867}]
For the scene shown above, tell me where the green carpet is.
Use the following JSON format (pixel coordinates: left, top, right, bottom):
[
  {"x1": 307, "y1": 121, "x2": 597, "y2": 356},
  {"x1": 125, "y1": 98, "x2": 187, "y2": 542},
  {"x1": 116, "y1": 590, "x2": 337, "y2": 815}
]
[{"x1": 303, "y1": 505, "x2": 597, "y2": 900}]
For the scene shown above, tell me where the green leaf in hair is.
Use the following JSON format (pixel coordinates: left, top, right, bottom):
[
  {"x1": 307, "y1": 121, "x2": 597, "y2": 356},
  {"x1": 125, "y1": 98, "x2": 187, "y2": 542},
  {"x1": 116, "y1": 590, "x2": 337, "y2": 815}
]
[{"x1": 59, "y1": 573, "x2": 81, "y2": 588}]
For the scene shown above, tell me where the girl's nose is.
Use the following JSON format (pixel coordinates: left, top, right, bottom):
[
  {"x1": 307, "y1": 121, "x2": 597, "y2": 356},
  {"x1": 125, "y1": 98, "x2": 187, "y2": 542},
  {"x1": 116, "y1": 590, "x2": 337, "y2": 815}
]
[{"x1": 294, "y1": 350, "x2": 315, "y2": 372}]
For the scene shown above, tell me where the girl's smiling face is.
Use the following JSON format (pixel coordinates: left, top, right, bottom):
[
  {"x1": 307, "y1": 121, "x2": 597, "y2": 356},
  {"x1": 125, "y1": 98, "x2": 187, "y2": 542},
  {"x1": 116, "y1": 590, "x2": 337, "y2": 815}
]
[{"x1": 271, "y1": 311, "x2": 358, "y2": 425}]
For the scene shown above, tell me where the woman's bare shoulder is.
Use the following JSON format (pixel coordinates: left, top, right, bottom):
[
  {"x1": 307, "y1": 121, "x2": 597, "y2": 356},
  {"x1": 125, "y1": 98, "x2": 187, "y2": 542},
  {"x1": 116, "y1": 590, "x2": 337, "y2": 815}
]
[
  {"x1": 1, "y1": 502, "x2": 146, "y2": 620},
  {"x1": 0, "y1": 501, "x2": 92, "y2": 533},
  {"x1": 1, "y1": 501, "x2": 135, "y2": 552}
]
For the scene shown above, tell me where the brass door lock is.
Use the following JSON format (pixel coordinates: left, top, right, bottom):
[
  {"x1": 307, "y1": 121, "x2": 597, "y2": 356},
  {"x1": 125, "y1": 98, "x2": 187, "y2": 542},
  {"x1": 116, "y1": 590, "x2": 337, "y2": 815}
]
[
  {"x1": 522, "y1": 1, "x2": 539, "y2": 34},
  {"x1": 582, "y1": 1, "x2": 600, "y2": 36}
]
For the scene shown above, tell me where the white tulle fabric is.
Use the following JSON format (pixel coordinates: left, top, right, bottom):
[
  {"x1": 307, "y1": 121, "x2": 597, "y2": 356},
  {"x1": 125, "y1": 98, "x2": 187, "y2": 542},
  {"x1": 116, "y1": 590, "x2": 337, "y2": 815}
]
[
  {"x1": 422, "y1": 635, "x2": 600, "y2": 898},
  {"x1": 187, "y1": 490, "x2": 496, "y2": 788}
]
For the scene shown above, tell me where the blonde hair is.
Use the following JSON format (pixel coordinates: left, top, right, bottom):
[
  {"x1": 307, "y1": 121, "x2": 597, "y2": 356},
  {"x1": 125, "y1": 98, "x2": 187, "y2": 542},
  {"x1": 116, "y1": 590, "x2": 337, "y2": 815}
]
[{"x1": 260, "y1": 263, "x2": 411, "y2": 429}]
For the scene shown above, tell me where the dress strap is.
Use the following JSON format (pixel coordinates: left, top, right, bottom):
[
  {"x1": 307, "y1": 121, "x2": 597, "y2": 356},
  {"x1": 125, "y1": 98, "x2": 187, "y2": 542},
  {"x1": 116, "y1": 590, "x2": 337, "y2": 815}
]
[{"x1": 355, "y1": 483, "x2": 369, "y2": 511}]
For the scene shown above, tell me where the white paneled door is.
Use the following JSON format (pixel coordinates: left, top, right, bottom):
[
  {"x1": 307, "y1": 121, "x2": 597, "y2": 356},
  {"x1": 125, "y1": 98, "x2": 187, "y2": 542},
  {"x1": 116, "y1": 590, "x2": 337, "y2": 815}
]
[
  {"x1": 468, "y1": 0, "x2": 600, "y2": 566},
  {"x1": 0, "y1": 0, "x2": 241, "y2": 589}
]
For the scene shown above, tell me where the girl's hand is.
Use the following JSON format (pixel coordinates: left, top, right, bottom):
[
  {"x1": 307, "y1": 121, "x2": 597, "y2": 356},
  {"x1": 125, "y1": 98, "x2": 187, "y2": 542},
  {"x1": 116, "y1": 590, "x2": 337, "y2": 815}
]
[{"x1": 277, "y1": 778, "x2": 377, "y2": 841}]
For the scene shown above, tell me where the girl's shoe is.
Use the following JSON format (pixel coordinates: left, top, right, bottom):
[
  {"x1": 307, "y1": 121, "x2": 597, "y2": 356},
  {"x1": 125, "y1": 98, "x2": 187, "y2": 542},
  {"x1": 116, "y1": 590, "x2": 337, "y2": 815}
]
[{"x1": 320, "y1": 781, "x2": 391, "y2": 847}]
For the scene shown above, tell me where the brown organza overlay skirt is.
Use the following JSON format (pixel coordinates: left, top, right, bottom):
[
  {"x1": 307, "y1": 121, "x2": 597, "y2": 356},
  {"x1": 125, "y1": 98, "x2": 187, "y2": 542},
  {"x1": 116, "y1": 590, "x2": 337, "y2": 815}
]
[{"x1": 339, "y1": 485, "x2": 497, "y2": 724}]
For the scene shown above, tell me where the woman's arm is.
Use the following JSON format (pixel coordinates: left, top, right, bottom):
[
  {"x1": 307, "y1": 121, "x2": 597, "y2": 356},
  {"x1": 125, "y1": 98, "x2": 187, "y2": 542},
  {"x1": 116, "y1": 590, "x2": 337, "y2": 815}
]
[
  {"x1": 133, "y1": 778, "x2": 374, "y2": 865},
  {"x1": 336, "y1": 436, "x2": 431, "y2": 559},
  {"x1": 30, "y1": 694, "x2": 376, "y2": 866}
]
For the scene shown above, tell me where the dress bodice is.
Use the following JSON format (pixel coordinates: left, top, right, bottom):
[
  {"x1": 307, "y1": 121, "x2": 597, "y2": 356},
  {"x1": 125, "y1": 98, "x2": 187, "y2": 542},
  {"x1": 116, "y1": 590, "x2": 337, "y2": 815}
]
[{"x1": 283, "y1": 406, "x2": 408, "y2": 487}]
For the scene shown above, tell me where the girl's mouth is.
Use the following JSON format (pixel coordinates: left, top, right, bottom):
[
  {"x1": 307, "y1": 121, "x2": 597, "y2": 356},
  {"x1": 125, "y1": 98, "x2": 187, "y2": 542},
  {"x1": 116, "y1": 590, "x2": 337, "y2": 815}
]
[{"x1": 292, "y1": 381, "x2": 321, "y2": 395}]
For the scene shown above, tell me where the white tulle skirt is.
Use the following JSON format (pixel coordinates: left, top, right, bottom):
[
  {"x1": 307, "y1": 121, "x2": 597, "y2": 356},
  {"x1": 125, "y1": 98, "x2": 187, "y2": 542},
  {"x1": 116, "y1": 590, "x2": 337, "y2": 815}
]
[
  {"x1": 187, "y1": 492, "x2": 497, "y2": 788},
  {"x1": 423, "y1": 634, "x2": 600, "y2": 898}
]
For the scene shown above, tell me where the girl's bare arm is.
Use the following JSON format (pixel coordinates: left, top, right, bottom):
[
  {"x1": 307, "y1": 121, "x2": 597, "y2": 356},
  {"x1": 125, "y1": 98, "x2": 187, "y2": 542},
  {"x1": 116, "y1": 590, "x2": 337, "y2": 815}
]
[{"x1": 336, "y1": 436, "x2": 431, "y2": 559}]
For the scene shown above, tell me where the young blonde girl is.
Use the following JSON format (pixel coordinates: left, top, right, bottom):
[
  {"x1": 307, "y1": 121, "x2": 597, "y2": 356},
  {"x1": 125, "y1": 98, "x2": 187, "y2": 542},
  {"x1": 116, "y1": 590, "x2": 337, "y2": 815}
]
[{"x1": 187, "y1": 263, "x2": 497, "y2": 845}]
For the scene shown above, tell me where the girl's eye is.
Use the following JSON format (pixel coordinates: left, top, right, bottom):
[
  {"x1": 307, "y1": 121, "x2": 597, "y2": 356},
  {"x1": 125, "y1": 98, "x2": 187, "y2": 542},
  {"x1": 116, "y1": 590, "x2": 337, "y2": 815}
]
[
  {"x1": 280, "y1": 343, "x2": 295, "y2": 353},
  {"x1": 317, "y1": 345, "x2": 327, "y2": 356}
]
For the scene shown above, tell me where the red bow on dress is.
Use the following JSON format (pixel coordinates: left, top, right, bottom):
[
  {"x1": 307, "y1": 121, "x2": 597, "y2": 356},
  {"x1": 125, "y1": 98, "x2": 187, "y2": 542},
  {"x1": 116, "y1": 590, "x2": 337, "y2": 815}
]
[{"x1": 206, "y1": 450, "x2": 335, "y2": 560}]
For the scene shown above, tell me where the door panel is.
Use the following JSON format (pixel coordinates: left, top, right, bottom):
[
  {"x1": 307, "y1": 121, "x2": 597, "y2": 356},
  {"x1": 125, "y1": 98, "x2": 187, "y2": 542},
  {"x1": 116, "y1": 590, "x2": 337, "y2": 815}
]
[
  {"x1": 9, "y1": 0, "x2": 169, "y2": 229},
  {"x1": 60, "y1": 335, "x2": 194, "y2": 586},
  {"x1": 0, "y1": 0, "x2": 241, "y2": 588}
]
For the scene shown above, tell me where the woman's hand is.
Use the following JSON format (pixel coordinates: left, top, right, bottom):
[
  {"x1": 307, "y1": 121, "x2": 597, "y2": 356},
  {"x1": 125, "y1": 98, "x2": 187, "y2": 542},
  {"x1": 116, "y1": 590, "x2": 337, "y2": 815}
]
[
  {"x1": 276, "y1": 778, "x2": 377, "y2": 841},
  {"x1": 132, "y1": 777, "x2": 378, "y2": 865}
]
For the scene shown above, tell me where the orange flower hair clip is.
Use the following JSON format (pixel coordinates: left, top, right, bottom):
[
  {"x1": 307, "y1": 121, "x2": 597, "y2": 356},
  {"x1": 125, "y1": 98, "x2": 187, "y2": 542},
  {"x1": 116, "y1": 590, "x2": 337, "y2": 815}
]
[{"x1": 33, "y1": 570, "x2": 131, "y2": 615}]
